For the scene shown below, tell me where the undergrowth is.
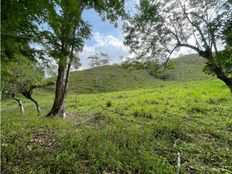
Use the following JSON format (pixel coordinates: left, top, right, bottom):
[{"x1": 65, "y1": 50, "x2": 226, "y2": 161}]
[{"x1": 1, "y1": 80, "x2": 232, "y2": 173}]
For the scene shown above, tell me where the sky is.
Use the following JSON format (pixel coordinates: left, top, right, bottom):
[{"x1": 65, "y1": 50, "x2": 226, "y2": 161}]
[
  {"x1": 79, "y1": 7, "x2": 197, "y2": 70},
  {"x1": 32, "y1": 0, "x2": 225, "y2": 77},
  {"x1": 79, "y1": 9, "x2": 130, "y2": 69},
  {"x1": 35, "y1": 0, "x2": 225, "y2": 72}
]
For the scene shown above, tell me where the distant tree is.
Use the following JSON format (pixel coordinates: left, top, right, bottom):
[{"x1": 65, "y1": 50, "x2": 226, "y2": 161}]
[
  {"x1": 41, "y1": 0, "x2": 125, "y2": 117},
  {"x1": 124, "y1": 0, "x2": 232, "y2": 92},
  {"x1": 88, "y1": 52, "x2": 111, "y2": 86},
  {"x1": 121, "y1": 58, "x2": 175, "y2": 80},
  {"x1": 1, "y1": 57, "x2": 53, "y2": 115}
]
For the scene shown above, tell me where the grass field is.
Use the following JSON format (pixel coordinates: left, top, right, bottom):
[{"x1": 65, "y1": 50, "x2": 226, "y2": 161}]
[{"x1": 1, "y1": 80, "x2": 232, "y2": 173}]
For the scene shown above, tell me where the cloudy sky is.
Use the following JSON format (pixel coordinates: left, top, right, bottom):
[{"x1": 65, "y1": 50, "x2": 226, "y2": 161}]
[
  {"x1": 79, "y1": 6, "x2": 198, "y2": 70},
  {"x1": 79, "y1": 9, "x2": 129, "y2": 69}
]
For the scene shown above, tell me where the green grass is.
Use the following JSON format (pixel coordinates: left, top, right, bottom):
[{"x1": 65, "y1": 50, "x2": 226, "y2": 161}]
[
  {"x1": 68, "y1": 65, "x2": 165, "y2": 94},
  {"x1": 57, "y1": 54, "x2": 214, "y2": 94},
  {"x1": 1, "y1": 80, "x2": 232, "y2": 173},
  {"x1": 168, "y1": 54, "x2": 214, "y2": 81}
]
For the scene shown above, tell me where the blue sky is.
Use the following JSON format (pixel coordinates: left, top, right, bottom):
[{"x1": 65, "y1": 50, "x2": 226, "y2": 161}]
[
  {"x1": 79, "y1": 6, "x2": 197, "y2": 70},
  {"x1": 37, "y1": 1, "x2": 223, "y2": 71},
  {"x1": 79, "y1": 9, "x2": 129, "y2": 69},
  {"x1": 83, "y1": 9, "x2": 124, "y2": 40}
]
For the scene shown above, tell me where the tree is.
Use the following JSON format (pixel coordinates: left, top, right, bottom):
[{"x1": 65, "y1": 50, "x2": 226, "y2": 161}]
[
  {"x1": 1, "y1": 0, "x2": 51, "y2": 114},
  {"x1": 121, "y1": 58, "x2": 175, "y2": 80},
  {"x1": 41, "y1": 0, "x2": 125, "y2": 117},
  {"x1": 88, "y1": 52, "x2": 111, "y2": 86},
  {"x1": 124, "y1": 0, "x2": 232, "y2": 92},
  {"x1": 1, "y1": 57, "x2": 53, "y2": 115}
]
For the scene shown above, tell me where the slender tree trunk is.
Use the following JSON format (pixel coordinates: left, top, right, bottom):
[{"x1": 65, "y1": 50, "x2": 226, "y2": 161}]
[
  {"x1": 47, "y1": 41, "x2": 75, "y2": 118},
  {"x1": 47, "y1": 58, "x2": 67, "y2": 117},
  {"x1": 62, "y1": 56, "x2": 73, "y2": 110},
  {"x1": 99, "y1": 69, "x2": 102, "y2": 86},
  {"x1": 29, "y1": 97, "x2": 41, "y2": 115},
  {"x1": 12, "y1": 94, "x2": 25, "y2": 113},
  {"x1": 21, "y1": 91, "x2": 41, "y2": 115},
  {"x1": 47, "y1": 23, "x2": 76, "y2": 117},
  {"x1": 96, "y1": 69, "x2": 100, "y2": 86}
]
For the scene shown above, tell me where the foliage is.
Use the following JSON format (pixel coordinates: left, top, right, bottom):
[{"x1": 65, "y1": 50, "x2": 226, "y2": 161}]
[
  {"x1": 1, "y1": 56, "x2": 53, "y2": 114},
  {"x1": 1, "y1": 57, "x2": 44, "y2": 97},
  {"x1": 204, "y1": 48, "x2": 232, "y2": 77},
  {"x1": 40, "y1": 0, "x2": 125, "y2": 71},
  {"x1": 222, "y1": 0, "x2": 232, "y2": 46},
  {"x1": 124, "y1": 0, "x2": 231, "y2": 60},
  {"x1": 88, "y1": 52, "x2": 111, "y2": 68},
  {"x1": 123, "y1": 0, "x2": 232, "y2": 91},
  {"x1": 1, "y1": 0, "x2": 46, "y2": 60},
  {"x1": 122, "y1": 58, "x2": 175, "y2": 79}
]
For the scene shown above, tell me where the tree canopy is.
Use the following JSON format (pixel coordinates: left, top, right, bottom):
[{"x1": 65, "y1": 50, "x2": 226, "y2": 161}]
[
  {"x1": 88, "y1": 52, "x2": 111, "y2": 68},
  {"x1": 1, "y1": 0, "x2": 46, "y2": 60},
  {"x1": 39, "y1": 0, "x2": 125, "y2": 117},
  {"x1": 124, "y1": 0, "x2": 232, "y2": 91}
]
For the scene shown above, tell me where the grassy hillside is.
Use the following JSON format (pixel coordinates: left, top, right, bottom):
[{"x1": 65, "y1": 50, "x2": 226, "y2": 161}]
[
  {"x1": 69, "y1": 65, "x2": 165, "y2": 93},
  {"x1": 68, "y1": 54, "x2": 214, "y2": 94},
  {"x1": 1, "y1": 80, "x2": 232, "y2": 173},
  {"x1": 167, "y1": 54, "x2": 214, "y2": 81}
]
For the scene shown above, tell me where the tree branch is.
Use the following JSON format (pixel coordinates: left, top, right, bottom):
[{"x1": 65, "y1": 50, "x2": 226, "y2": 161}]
[
  {"x1": 29, "y1": 81, "x2": 54, "y2": 92},
  {"x1": 180, "y1": 3, "x2": 209, "y2": 48},
  {"x1": 159, "y1": 45, "x2": 179, "y2": 71},
  {"x1": 189, "y1": 12, "x2": 209, "y2": 25},
  {"x1": 177, "y1": 43, "x2": 201, "y2": 53},
  {"x1": 1, "y1": 32, "x2": 32, "y2": 39},
  {"x1": 192, "y1": 30, "x2": 202, "y2": 50}
]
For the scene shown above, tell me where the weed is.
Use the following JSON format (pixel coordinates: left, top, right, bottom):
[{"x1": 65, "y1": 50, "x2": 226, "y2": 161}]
[{"x1": 106, "y1": 101, "x2": 112, "y2": 107}]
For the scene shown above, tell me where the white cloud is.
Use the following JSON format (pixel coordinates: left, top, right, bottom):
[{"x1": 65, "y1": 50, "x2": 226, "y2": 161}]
[{"x1": 79, "y1": 32, "x2": 130, "y2": 69}]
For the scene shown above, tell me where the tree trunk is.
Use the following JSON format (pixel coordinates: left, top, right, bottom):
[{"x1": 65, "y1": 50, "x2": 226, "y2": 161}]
[
  {"x1": 12, "y1": 94, "x2": 25, "y2": 113},
  {"x1": 47, "y1": 40, "x2": 75, "y2": 118},
  {"x1": 47, "y1": 59, "x2": 67, "y2": 117},
  {"x1": 21, "y1": 91, "x2": 41, "y2": 115},
  {"x1": 28, "y1": 96, "x2": 41, "y2": 115},
  {"x1": 199, "y1": 49, "x2": 232, "y2": 93},
  {"x1": 213, "y1": 66, "x2": 232, "y2": 93}
]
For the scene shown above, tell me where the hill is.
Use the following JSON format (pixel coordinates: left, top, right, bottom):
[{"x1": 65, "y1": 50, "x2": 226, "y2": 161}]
[
  {"x1": 69, "y1": 65, "x2": 165, "y2": 93},
  {"x1": 167, "y1": 54, "x2": 214, "y2": 81},
  {"x1": 68, "y1": 54, "x2": 214, "y2": 93}
]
